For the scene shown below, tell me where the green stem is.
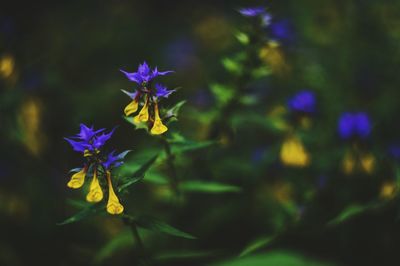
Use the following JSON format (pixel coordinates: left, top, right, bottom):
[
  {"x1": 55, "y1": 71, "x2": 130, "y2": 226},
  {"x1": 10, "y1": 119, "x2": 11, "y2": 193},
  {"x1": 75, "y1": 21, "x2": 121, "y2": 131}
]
[
  {"x1": 161, "y1": 137, "x2": 180, "y2": 197},
  {"x1": 123, "y1": 216, "x2": 148, "y2": 265}
]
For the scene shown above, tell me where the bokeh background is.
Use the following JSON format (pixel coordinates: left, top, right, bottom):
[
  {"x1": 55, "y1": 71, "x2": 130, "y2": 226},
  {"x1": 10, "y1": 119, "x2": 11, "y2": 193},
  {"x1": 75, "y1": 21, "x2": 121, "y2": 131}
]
[{"x1": 1, "y1": 0, "x2": 400, "y2": 265}]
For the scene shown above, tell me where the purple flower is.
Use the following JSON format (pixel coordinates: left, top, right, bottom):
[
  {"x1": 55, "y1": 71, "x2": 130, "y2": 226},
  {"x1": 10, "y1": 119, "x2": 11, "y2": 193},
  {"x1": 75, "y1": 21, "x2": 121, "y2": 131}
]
[
  {"x1": 102, "y1": 150, "x2": 131, "y2": 169},
  {"x1": 120, "y1": 61, "x2": 173, "y2": 85},
  {"x1": 338, "y1": 112, "x2": 371, "y2": 140},
  {"x1": 75, "y1": 124, "x2": 105, "y2": 142},
  {"x1": 270, "y1": 19, "x2": 294, "y2": 42},
  {"x1": 65, "y1": 124, "x2": 115, "y2": 153},
  {"x1": 238, "y1": 7, "x2": 266, "y2": 17},
  {"x1": 92, "y1": 128, "x2": 116, "y2": 150},
  {"x1": 389, "y1": 145, "x2": 400, "y2": 160},
  {"x1": 287, "y1": 90, "x2": 316, "y2": 113},
  {"x1": 64, "y1": 138, "x2": 88, "y2": 153},
  {"x1": 155, "y1": 83, "x2": 175, "y2": 98}
]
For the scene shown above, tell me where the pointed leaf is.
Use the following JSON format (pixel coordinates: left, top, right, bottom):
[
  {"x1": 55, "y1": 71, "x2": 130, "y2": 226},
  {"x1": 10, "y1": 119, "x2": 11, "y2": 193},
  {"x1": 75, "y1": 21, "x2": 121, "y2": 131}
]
[
  {"x1": 166, "y1": 135, "x2": 215, "y2": 154},
  {"x1": 239, "y1": 236, "x2": 276, "y2": 257},
  {"x1": 135, "y1": 215, "x2": 196, "y2": 239},
  {"x1": 164, "y1": 100, "x2": 186, "y2": 122},
  {"x1": 180, "y1": 180, "x2": 241, "y2": 194},
  {"x1": 118, "y1": 150, "x2": 132, "y2": 160},
  {"x1": 57, "y1": 203, "x2": 105, "y2": 225},
  {"x1": 123, "y1": 115, "x2": 149, "y2": 131},
  {"x1": 327, "y1": 201, "x2": 384, "y2": 226},
  {"x1": 118, "y1": 155, "x2": 158, "y2": 192},
  {"x1": 213, "y1": 251, "x2": 335, "y2": 266}
]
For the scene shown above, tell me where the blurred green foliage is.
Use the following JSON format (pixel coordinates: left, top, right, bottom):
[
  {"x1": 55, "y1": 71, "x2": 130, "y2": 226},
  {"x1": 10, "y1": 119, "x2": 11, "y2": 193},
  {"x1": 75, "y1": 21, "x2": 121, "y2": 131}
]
[{"x1": 1, "y1": 0, "x2": 400, "y2": 266}]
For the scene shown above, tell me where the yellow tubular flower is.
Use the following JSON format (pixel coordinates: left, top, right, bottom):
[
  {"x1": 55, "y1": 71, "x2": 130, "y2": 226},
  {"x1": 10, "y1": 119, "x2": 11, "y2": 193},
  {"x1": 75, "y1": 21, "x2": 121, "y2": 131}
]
[
  {"x1": 150, "y1": 102, "x2": 168, "y2": 135},
  {"x1": 280, "y1": 136, "x2": 310, "y2": 167},
  {"x1": 124, "y1": 99, "x2": 139, "y2": 116},
  {"x1": 360, "y1": 153, "x2": 375, "y2": 174},
  {"x1": 342, "y1": 151, "x2": 355, "y2": 174},
  {"x1": 133, "y1": 97, "x2": 149, "y2": 123},
  {"x1": 86, "y1": 170, "x2": 103, "y2": 203},
  {"x1": 67, "y1": 168, "x2": 86, "y2": 189},
  {"x1": 106, "y1": 171, "x2": 124, "y2": 215}
]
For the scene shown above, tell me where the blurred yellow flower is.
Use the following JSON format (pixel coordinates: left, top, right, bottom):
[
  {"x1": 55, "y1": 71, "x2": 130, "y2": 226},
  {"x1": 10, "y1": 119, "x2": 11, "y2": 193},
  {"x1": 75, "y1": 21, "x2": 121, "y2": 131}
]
[
  {"x1": 18, "y1": 98, "x2": 45, "y2": 156},
  {"x1": 380, "y1": 181, "x2": 397, "y2": 199},
  {"x1": 342, "y1": 150, "x2": 375, "y2": 175},
  {"x1": 280, "y1": 135, "x2": 310, "y2": 167},
  {"x1": 259, "y1": 41, "x2": 289, "y2": 76},
  {"x1": 0, "y1": 54, "x2": 14, "y2": 78}
]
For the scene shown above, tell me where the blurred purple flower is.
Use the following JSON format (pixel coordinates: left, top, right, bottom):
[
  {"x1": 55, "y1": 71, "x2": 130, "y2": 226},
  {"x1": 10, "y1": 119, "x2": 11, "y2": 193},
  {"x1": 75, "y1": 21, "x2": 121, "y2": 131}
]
[
  {"x1": 270, "y1": 19, "x2": 294, "y2": 42},
  {"x1": 238, "y1": 7, "x2": 266, "y2": 17},
  {"x1": 338, "y1": 112, "x2": 371, "y2": 140},
  {"x1": 389, "y1": 145, "x2": 400, "y2": 160},
  {"x1": 287, "y1": 90, "x2": 316, "y2": 113}
]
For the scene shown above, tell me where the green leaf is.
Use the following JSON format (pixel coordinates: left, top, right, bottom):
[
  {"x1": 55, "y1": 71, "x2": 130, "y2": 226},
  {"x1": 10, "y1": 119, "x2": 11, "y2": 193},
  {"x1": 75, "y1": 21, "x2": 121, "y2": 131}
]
[
  {"x1": 235, "y1": 31, "x2": 249, "y2": 45},
  {"x1": 251, "y1": 66, "x2": 271, "y2": 79},
  {"x1": 395, "y1": 165, "x2": 400, "y2": 188},
  {"x1": 239, "y1": 236, "x2": 276, "y2": 257},
  {"x1": 179, "y1": 180, "x2": 241, "y2": 194},
  {"x1": 155, "y1": 250, "x2": 215, "y2": 261},
  {"x1": 134, "y1": 215, "x2": 196, "y2": 239},
  {"x1": 164, "y1": 100, "x2": 186, "y2": 122},
  {"x1": 222, "y1": 57, "x2": 243, "y2": 75},
  {"x1": 327, "y1": 201, "x2": 384, "y2": 226},
  {"x1": 214, "y1": 251, "x2": 335, "y2": 266},
  {"x1": 143, "y1": 171, "x2": 169, "y2": 185},
  {"x1": 57, "y1": 203, "x2": 105, "y2": 225},
  {"x1": 93, "y1": 229, "x2": 133, "y2": 264},
  {"x1": 166, "y1": 135, "x2": 215, "y2": 154},
  {"x1": 118, "y1": 155, "x2": 158, "y2": 192},
  {"x1": 123, "y1": 115, "x2": 149, "y2": 131},
  {"x1": 230, "y1": 113, "x2": 289, "y2": 133},
  {"x1": 210, "y1": 83, "x2": 235, "y2": 106}
]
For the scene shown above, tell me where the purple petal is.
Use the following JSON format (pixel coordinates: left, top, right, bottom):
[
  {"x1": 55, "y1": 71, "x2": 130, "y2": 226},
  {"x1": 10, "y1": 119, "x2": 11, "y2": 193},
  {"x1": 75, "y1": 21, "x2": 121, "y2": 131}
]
[
  {"x1": 64, "y1": 138, "x2": 87, "y2": 152},
  {"x1": 92, "y1": 127, "x2": 116, "y2": 149},
  {"x1": 155, "y1": 83, "x2": 175, "y2": 98},
  {"x1": 120, "y1": 69, "x2": 142, "y2": 84},
  {"x1": 238, "y1": 7, "x2": 266, "y2": 17}
]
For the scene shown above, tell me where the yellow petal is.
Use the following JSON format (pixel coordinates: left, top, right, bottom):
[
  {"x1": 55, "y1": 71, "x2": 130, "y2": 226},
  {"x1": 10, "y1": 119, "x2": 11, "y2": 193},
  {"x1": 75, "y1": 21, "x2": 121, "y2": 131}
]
[
  {"x1": 84, "y1": 149, "x2": 92, "y2": 157},
  {"x1": 86, "y1": 171, "x2": 103, "y2": 203},
  {"x1": 67, "y1": 169, "x2": 86, "y2": 189},
  {"x1": 151, "y1": 119, "x2": 168, "y2": 135},
  {"x1": 360, "y1": 153, "x2": 375, "y2": 174},
  {"x1": 124, "y1": 100, "x2": 138, "y2": 116},
  {"x1": 133, "y1": 98, "x2": 149, "y2": 123},
  {"x1": 150, "y1": 102, "x2": 168, "y2": 135},
  {"x1": 106, "y1": 171, "x2": 124, "y2": 215},
  {"x1": 280, "y1": 136, "x2": 310, "y2": 167}
]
